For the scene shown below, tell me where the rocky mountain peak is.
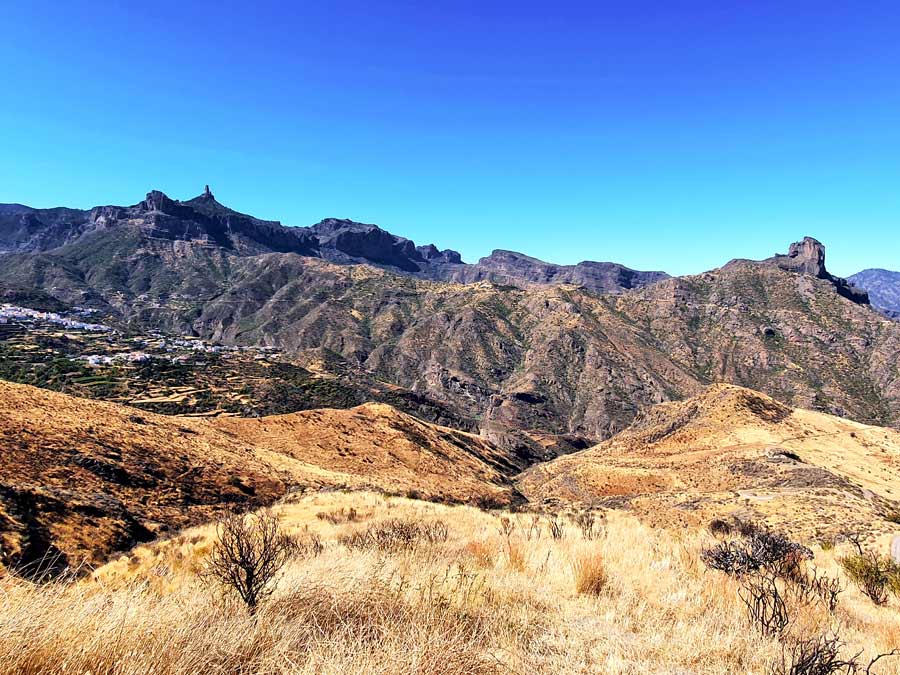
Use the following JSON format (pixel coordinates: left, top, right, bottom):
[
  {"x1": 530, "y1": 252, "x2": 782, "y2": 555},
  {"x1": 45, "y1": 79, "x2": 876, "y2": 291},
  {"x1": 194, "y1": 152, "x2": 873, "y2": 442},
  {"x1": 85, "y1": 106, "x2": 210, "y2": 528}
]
[
  {"x1": 416, "y1": 243, "x2": 463, "y2": 264},
  {"x1": 140, "y1": 190, "x2": 176, "y2": 213},
  {"x1": 778, "y1": 236, "x2": 827, "y2": 278},
  {"x1": 761, "y1": 237, "x2": 869, "y2": 305}
]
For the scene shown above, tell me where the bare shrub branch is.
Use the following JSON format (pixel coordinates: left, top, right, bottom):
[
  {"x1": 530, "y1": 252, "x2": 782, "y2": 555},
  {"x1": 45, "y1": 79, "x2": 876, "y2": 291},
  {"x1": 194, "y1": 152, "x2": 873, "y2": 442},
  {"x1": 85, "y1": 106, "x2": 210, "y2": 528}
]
[
  {"x1": 739, "y1": 570, "x2": 789, "y2": 637},
  {"x1": 201, "y1": 510, "x2": 296, "y2": 613},
  {"x1": 772, "y1": 634, "x2": 899, "y2": 675},
  {"x1": 340, "y1": 518, "x2": 448, "y2": 553}
]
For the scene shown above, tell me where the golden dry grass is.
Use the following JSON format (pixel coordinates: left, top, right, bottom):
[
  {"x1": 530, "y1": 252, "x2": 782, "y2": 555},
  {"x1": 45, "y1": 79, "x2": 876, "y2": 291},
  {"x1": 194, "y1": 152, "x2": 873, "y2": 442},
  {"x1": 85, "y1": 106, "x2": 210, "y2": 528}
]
[{"x1": 2, "y1": 491, "x2": 900, "y2": 674}]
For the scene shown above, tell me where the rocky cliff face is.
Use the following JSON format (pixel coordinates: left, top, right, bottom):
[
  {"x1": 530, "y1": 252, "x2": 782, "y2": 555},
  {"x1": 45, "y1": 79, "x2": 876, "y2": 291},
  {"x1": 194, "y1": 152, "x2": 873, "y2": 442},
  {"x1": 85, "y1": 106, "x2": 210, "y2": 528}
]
[
  {"x1": 0, "y1": 204, "x2": 93, "y2": 253},
  {"x1": 849, "y1": 268, "x2": 900, "y2": 318}
]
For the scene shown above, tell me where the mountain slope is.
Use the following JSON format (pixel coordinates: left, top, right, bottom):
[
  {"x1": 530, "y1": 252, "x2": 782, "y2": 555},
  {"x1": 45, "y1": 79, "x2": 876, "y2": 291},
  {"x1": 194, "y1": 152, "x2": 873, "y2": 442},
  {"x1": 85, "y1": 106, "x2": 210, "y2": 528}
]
[
  {"x1": 849, "y1": 268, "x2": 900, "y2": 318},
  {"x1": 519, "y1": 384, "x2": 900, "y2": 541},
  {"x1": 0, "y1": 230, "x2": 897, "y2": 445},
  {"x1": 0, "y1": 190, "x2": 896, "y2": 444},
  {"x1": 0, "y1": 381, "x2": 515, "y2": 572}
]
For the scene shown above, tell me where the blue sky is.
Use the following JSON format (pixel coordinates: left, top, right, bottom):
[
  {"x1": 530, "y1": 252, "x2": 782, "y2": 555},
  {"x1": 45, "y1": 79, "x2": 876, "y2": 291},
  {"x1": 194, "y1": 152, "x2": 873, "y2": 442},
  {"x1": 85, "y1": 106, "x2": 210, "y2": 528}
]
[{"x1": 2, "y1": 1, "x2": 899, "y2": 276}]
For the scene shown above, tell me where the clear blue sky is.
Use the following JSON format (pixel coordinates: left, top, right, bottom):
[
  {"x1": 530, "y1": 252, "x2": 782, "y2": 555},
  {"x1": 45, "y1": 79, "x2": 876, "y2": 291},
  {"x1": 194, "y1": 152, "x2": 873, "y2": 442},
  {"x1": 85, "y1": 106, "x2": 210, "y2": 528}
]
[{"x1": 2, "y1": 1, "x2": 899, "y2": 276}]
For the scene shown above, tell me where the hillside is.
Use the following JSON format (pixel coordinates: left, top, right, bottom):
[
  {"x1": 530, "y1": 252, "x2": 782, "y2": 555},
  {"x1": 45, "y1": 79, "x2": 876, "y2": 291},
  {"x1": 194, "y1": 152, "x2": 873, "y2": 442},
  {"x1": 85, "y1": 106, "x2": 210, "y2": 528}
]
[
  {"x1": 0, "y1": 381, "x2": 514, "y2": 572},
  {"x1": 519, "y1": 384, "x2": 900, "y2": 542}
]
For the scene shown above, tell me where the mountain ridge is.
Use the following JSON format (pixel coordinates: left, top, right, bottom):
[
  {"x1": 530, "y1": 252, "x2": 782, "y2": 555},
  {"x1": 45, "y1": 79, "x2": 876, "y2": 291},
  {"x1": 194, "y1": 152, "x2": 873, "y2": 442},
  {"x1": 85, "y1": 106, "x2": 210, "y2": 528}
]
[{"x1": 0, "y1": 188, "x2": 667, "y2": 294}]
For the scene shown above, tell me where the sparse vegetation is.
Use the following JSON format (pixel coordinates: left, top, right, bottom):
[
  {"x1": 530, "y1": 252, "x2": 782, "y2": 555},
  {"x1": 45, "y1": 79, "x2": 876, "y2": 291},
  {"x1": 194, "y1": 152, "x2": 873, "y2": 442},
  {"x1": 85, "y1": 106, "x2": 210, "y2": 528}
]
[
  {"x1": 839, "y1": 552, "x2": 900, "y2": 606},
  {"x1": 2, "y1": 492, "x2": 898, "y2": 675},
  {"x1": 339, "y1": 518, "x2": 449, "y2": 552},
  {"x1": 202, "y1": 510, "x2": 296, "y2": 613}
]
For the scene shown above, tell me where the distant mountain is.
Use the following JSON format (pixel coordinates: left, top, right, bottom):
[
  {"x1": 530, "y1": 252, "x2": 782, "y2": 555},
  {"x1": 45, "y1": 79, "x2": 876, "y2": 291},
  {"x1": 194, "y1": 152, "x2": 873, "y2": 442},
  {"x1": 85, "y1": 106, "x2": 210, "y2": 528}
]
[
  {"x1": 433, "y1": 249, "x2": 668, "y2": 293},
  {"x1": 0, "y1": 187, "x2": 666, "y2": 294},
  {"x1": 848, "y1": 268, "x2": 900, "y2": 318}
]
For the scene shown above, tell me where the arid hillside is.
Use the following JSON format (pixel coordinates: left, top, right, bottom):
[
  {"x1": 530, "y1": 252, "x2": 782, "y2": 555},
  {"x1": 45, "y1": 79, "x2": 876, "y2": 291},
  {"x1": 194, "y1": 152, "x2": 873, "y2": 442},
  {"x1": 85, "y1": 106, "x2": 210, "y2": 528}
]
[
  {"x1": 210, "y1": 403, "x2": 518, "y2": 505},
  {"x1": 0, "y1": 382, "x2": 514, "y2": 572},
  {"x1": 520, "y1": 384, "x2": 900, "y2": 544}
]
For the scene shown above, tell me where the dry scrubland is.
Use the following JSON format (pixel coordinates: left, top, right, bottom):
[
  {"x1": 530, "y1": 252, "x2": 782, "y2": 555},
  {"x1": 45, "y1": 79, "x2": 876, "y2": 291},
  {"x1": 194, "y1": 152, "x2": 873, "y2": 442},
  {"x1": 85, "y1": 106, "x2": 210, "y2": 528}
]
[{"x1": 2, "y1": 491, "x2": 900, "y2": 674}]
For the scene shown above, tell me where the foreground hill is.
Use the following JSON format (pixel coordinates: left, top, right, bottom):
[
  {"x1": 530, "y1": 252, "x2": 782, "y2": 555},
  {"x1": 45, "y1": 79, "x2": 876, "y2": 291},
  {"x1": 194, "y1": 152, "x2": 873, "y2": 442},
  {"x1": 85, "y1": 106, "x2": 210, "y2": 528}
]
[
  {"x1": 0, "y1": 381, "x2": 514, "y2": 571},
  {"x1": 519, "y1": 384, "x2": 900, "y2": 542}
]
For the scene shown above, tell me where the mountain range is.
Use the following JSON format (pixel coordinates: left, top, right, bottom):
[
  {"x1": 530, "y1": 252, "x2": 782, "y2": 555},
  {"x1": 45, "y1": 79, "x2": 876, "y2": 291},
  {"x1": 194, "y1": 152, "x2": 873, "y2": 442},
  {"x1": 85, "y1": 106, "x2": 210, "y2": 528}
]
[
  {"x1": 1, "y1": 188, "x2": 898, "y2": 457},
  {"x1": 0, "y1": 186, "x2": 666, "y2": 293}
]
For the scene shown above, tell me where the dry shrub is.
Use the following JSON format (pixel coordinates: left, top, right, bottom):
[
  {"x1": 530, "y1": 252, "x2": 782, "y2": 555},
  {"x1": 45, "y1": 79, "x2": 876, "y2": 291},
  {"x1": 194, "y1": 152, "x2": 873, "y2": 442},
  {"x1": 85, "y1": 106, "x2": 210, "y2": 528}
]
[
  {"x1": 739, "y1": 571, "x2": 789, "y2": 637},
  {"x1": 572, "y1": 550, "x2": 607, "y2": 596},
  {"x1": 463, "y1": 540, "x2": 496, "y2": 568},
  {"x1": 340, "y1": 518, "x2": 449, "y2": 553},
  {"x1": 789, "y1": 568, "x2": 843, "y2": 613},
  {"x1": 573, "y1": 511, "x2": 602, "y2": 540},
  {"x1": 772, "y1": 634, "x2": 854, "y2": 675},
  {"x1": 702, "y1": 528, "x2": 812, "y2": 578},
  {"x1": 295, "y1": 533, "x2": 325, "y2": 559},
  {"x1": 772, "y1": 634, "x2": 899, "y2": 675},
  {"x1": 548, "y1": 517, "x2": 565, "y2": 540},
  {"x1": 709, "y1": 518, "x2": 733, "y2": 537},
  {"x1": 201, "y1": 510, "x2": 295, "y2": 613},
  {"x1": 525, "y1": 516, "x2": 543, "y2": 541},
  {"x1": 316, "y1": 507, "x2": 361, "y2": 524}
]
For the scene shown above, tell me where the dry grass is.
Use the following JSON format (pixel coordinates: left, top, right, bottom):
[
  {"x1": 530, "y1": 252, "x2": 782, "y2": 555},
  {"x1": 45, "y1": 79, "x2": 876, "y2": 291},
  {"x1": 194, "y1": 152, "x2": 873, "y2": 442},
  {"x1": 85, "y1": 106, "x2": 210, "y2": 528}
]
[
  {"x1": 571, "y1": 547, "x2": 607, "y2": 596},
  {"x1": 1, "y1": 491, "x2": 899, "y2": 674}
]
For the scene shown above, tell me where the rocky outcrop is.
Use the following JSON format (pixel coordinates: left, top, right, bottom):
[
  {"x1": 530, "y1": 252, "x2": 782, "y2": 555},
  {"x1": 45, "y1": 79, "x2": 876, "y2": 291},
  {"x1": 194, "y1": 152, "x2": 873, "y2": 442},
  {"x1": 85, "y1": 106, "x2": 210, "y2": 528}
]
[
  {"x1": 760, "y1": 237, "x2": 869, "y2": 304},
  {"x1": 309, "y1": 218, "x2": 458, "y2": 273},
  {"x1": 773, "y1": 237, "x2": 828, "y2": 277}
]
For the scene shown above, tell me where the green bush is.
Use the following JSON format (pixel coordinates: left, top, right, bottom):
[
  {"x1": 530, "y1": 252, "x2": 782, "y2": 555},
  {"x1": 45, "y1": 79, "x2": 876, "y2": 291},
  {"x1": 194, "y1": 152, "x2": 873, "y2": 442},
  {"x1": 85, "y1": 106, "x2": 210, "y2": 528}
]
[{"x1": 839, "y1": 552, "x2": 900, "y2": 605}]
